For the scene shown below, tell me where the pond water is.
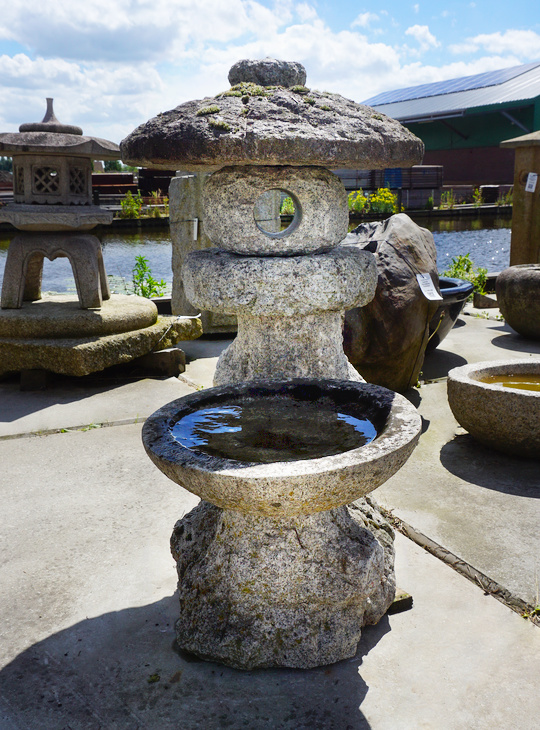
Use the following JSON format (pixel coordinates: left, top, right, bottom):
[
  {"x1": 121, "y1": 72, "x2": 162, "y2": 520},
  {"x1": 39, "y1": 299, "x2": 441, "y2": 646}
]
[{"x1": 0, "y1": 216, "x2": 512, "y2": 295}]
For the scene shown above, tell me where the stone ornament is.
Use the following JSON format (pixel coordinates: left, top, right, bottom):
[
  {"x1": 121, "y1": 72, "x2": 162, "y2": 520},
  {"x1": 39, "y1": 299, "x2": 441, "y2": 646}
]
[
  {"x1": 169, "y1": 501, "x2": 393, "y2": 669},
  {"x1": 120, "y1": 63, "x2": 423, "y2": 172},
  {"x1": 144, "y1": 379, "x2": 421, "y2": 517},
  {"x1": 447, "y1": 358, "x2": 540, "y2": 458},
  {"x1": 126, "y1": 57, "x2": 424, "y2": 669},
  {"x1": 183, "y1": 246, "x2": 376, "y2": 316},
  {"x1": 0, "y1": 99, "x2": 119, "y2": 311},
  {"x1": 0, "y1": 293, "x2": 158, "y2": 339},
  {"x1": 343, "y1": 213, "x2": 441, "y2": 391},
  {"x1": 1, "y1": 233, "x2": 110, "y2": 309},
  {"x1": 0, "y1": 205, "x2": 112, "y2": 232},
  {"x1": 203, "y1": 165, "x2": 348, "y2": 255},
  {"x1": 228, "y1": 57, "x2": 307, "y2": 87},
  {"x1": 496, "y1": 264, "x2": 540, "y2": 340}
]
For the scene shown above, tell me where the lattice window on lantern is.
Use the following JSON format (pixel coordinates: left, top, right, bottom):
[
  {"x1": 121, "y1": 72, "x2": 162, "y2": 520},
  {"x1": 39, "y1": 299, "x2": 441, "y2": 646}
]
[
  {"x1": 33, "y1": 166, "x2": 61, "y2": 194},
  {"x1": 69, "y1": 166, "x2": 87, "y2": 196},
  {"x1": 14, "y1": 165, "x2": 25, "y2": 195}
]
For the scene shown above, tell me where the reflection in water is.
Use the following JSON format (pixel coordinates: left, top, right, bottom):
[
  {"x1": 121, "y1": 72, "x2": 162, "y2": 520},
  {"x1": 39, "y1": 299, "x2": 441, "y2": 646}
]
[
  {"x1": 480, "y1": 373, "x2": 540, "y2": 391},
  {"x1": 0, "y1": 229, "x2": 173, "y2": 295},
  {"x1": 170, "y1": 397, "x2": 378, "y2": 463}
]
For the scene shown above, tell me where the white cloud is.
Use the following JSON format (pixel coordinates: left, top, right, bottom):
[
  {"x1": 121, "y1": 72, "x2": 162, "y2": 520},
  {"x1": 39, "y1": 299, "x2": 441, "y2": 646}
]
[
  {"x1": 351, "y1": 12, "x2": 379, "y2": 29},
  {"x1": 450, "y1": 30, "x2": 540, "y2": 59},
  {"x1": 405, "y1": 25, "x2": 440, "y2": 52},
  {"x1": 0, "y1": 1, "x2": 537, "y2": 146},
  {"x1": 413, "y1": 4, "x2": 420, "y2": 13}
]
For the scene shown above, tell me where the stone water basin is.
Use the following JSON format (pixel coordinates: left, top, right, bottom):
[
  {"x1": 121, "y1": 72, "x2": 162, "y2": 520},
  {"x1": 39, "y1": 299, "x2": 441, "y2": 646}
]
[
  {"x1": 142, "y1": 378, "x2": 422, "y2": 517},
  {"x1": 447, "y1": 358, "x2": 540, "y2": 458}
]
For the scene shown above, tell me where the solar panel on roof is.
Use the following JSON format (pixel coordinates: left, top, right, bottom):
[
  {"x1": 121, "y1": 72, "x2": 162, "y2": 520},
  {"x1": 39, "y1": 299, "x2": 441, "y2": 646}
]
[{"x1": 362, "y1": 61, "x2": 540, "y2": 106}]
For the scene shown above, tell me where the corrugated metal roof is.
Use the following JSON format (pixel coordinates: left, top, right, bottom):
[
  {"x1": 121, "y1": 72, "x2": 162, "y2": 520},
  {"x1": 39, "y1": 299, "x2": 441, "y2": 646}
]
[{"x1": 366, "y1": 61, "x2": 540, "y2": 122}]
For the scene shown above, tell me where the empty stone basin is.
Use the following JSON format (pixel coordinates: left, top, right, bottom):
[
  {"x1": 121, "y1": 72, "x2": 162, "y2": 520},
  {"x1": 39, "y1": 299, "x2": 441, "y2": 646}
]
[
  {"x1": 142, "y1": 378, "x2": 421, "y2": 517},
  {"x1": 447, "y1": 358, "x2": 540, "y2": 458}
]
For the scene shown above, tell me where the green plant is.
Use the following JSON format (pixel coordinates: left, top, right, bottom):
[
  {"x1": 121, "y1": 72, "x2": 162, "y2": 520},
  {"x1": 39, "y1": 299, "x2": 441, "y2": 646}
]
[
  {"x1": 425, "y1": 196, "x2": 434, "y2": 210},
  {"x1": 472, "y1": 187, "x2": 483, "y2": 207},
  {"x1": 280, "y1": 196, "x2": 295, "y2": 215},
  {"x1": 149, "y1": 190, "x2": 169, "y2": 218},
  {"x1": 208, "y1": 118, "x2": 231, "y2": 131},
  {"x1": 290, "y1": 85, "x2": 310, "y2": 94},
  {"x1": 319, "y1": 104, "x2": 332, "y2": 111},
  {"x1": 119, "y1": 190, "x2": 143, "y2": 219},
  {"x1": 369, "y1": 187, "x2": 398, "y2": 215},
  {"x1": 196, "y1": 105, "x2": 220, "y2": 116},
  {"x1": 497, "y1": 188, "x2": 513, "y2": 206},
  {"x1": 228, "y1": 82, "x2": 268, "y2": 97},
  {"x1": 439, "y1": 189, "x2": 456, "y2": 209},
  {"x1": 348, "y1": 189, "x2": 369, "y2": 214},
  {"x1": 441, "y1": 253, "x2": 488, "y2": 295},
  {"x1": 132, "y1": 255, "x2": 167, "y2": 298}
]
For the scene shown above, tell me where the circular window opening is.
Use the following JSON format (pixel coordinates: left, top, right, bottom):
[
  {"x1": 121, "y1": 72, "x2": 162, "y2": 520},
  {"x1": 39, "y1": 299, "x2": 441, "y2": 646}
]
[{"x1": 254, "y1": 188, "x2": 301, "y2": 238}]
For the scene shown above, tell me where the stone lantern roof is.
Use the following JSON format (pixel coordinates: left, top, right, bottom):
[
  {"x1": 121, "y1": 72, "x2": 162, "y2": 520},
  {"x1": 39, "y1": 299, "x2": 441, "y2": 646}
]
[
  {"x1": 0, "y1": 98, "x2": 120, "y2": 160},
  {"x1": 120, "y1": 58, "x2": 424, "y2": 171},
  {"x1": 0, "y1": 99, "x2": 120, "y2": 225}
]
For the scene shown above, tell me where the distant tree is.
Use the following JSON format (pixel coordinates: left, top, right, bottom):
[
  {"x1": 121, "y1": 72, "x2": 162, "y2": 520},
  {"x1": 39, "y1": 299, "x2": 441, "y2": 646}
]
[
  {"x1": 104, "y1": 160, "x2": 122, "y2": 172},
  {"x1": 0, "y1": 157, "x2": 13, "y2": 172}
]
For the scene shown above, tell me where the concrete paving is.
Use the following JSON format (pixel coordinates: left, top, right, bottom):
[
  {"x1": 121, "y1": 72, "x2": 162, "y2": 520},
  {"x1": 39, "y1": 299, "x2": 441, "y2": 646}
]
[{"x1": 1, "y1": 307, "x2": 539, "y2": 729}]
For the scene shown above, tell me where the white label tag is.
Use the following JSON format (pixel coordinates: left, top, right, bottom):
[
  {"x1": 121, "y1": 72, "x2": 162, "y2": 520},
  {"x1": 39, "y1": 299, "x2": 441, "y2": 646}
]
[
  {"x1": 417, "y1": 273, "x2": 443, "y2": 301},
  {"x1": 525, "y1": 172, "x2": 538, "y2": 193}
]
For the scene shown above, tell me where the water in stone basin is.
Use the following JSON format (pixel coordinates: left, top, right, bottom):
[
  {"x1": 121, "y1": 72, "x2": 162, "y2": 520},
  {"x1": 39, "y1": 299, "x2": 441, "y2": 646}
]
[
  {"x1": 170, "y1": 394, "x2": 379, "y2": 463},
  {"x1": 480, "y1": 374, "x2": 540, "y2": 392}
]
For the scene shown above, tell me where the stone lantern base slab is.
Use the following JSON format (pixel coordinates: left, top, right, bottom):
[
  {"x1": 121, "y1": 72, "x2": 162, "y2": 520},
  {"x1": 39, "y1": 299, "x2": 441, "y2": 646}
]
[
  {"x1": 0, "y1": 296, "x2": 202, "y2": 377},
  {"x1": 170, "y1": 500, "x2": 395, "y2": 670}
]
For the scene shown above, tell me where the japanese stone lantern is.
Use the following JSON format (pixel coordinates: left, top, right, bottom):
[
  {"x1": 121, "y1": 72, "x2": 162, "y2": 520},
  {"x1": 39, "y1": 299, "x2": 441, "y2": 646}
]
[
  {"x1": 0, "y1": 98, "x2": 119, "y2": 309},
  {"x1": 0, "y1": 100, "x2": 201, "y2": 379},
  {"x1": 121, "y1": 58, "x2": 424, "y2": 669}
]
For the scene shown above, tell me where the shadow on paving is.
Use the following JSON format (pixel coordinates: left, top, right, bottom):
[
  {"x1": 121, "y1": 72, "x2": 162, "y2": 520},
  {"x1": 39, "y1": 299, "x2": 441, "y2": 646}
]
[
  {"x1": 0, "y1": 367, "x2": 170, "y2": 425},
  {"x1": 489, "y1": 330, "x2": 540, "y2": 355},
  {"x1": 440, "y1": 433, "x2": 540, "y2": 497},
  {"x1": 0, "y1": 595, "x2": 391, "y2": 730},
  {"x1": 421, "y1": 348, "x2": 468, "y2": 381}
]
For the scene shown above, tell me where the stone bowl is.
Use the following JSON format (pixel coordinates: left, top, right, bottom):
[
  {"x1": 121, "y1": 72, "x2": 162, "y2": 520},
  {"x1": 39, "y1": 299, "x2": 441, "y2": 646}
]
[
  {"x1": 447, "y1": 358, "x2": 540, "y2": 458},
  {"x1": 496, "y1": 264, "x2": 540, "y2": 339},
  {"x1": 142, "y1": 378, "x2": 422, "y2": 517},
  {"x1": 426, "y1": 276, "x2": 474, "y2": 352}
]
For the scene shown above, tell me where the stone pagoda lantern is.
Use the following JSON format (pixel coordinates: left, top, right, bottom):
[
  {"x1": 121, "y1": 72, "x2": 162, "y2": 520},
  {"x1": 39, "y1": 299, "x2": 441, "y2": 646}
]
[
  {"x1": 0, "y1": 98, "x2": 118, "y2": 309},
  {"x1": 0, "y1": 100, "x2": 201, "y2": 380},
  {"x1": 121, "y1": 58, "x2": 424, "y2": 669}
]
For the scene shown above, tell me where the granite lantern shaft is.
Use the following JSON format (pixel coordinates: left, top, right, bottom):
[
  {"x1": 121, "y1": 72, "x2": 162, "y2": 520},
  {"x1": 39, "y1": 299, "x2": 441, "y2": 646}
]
[{"x1": 123, "y1": 58, "x2": 423, "y2": 669}]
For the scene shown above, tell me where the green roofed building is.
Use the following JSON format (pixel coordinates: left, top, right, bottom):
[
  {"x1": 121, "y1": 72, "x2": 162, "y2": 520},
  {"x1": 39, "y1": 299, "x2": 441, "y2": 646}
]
[{"x1": 363, "y1": 61, "x2": 540, "y2": 186}]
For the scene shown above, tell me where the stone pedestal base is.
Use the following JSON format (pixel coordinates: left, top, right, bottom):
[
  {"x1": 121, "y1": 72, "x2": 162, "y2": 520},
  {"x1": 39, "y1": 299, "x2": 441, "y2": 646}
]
[
  {"x1": 170, "y1": 500, "x2": 395, "y2": 669},
  {"x1": 0, "y1": 295, "x2": 202, "y2": 376}
]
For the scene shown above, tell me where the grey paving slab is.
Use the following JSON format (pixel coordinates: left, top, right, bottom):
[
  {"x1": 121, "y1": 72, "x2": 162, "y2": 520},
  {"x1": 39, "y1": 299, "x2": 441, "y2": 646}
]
[
  {"x1": 176, "y1": 336, "x2": 233, "y2": 390},
  {"x1": 1, "y1": 421, "x2": 538, "y2": 729},
  {"x1": 0, "y1": 375, "x2": 196, "y2": 437},
  {"x1": 376, "y1": 379, "x2": 540, "y2": 605},
  {"x1": 377, "y1": 310, "x2": 540, "y2": 605}
]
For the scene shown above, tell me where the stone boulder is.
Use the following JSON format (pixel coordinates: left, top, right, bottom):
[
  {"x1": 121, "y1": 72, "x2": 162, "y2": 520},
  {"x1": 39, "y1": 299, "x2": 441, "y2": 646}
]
[
  {"x1": 496, "y1": 264, "x2": 540, "y2": 340},
  {"x1": 343, "y1": 213, "x2": 440, "y2": 392}
]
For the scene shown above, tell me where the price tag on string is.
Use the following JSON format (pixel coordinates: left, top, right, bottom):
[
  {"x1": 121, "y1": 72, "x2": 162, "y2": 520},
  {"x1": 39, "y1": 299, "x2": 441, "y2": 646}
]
[
  {"x1": 525, "y1": 173, "x2": 538, "y2": 193},
  {"x1": 416, "y1": 273, "x2": 443, "y2": 301}
]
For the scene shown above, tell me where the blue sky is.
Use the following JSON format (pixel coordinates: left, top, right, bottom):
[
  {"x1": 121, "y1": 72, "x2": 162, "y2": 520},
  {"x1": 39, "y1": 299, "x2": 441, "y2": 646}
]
[{"x1": 1, "y1": 0, "x2": 539, "y2": 145}]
